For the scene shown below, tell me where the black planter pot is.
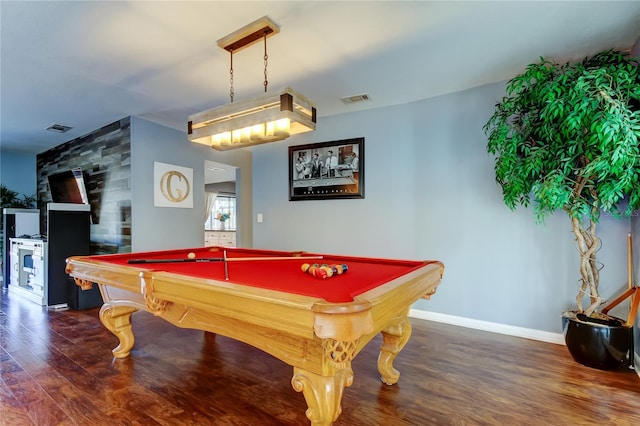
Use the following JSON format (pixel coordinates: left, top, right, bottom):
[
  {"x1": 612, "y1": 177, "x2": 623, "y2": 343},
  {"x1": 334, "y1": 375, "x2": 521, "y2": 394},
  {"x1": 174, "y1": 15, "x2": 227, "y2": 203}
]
[{"x1": 561, "y1": 311, "x2": 632, "y2": 370}]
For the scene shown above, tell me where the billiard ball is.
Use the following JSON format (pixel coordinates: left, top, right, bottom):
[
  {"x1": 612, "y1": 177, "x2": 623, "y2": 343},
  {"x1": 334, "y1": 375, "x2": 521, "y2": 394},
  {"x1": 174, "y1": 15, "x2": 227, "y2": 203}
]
[
  {"x1": 308, "y1": 265, "x2": 318, "y2": 277},
  {"x1": 187, "y1": 252, "x2": 196, "y2": 259}
]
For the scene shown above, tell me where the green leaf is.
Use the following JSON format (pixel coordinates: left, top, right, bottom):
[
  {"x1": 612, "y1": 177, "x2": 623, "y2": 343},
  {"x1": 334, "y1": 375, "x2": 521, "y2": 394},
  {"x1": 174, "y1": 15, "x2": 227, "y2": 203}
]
[{"x1": 483, "y1": 48, "x2": 640, "y2": 244}]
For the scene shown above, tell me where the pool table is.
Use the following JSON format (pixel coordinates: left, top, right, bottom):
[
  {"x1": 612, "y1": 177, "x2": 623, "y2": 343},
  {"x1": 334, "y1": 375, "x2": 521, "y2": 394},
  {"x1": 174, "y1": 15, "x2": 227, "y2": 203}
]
[{"x1": 66, "y1": 246, "x2": 444, "y2": 425}]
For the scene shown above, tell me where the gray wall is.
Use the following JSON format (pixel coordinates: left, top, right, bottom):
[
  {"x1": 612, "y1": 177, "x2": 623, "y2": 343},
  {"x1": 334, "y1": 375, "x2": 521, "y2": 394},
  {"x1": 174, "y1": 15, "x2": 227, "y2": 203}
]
[
  {"x1": 130, "y1": 117, "x2": 252, "y2": 251},
  {"x1": 252, "y1": 81, "x2": 634, "y2": 334}
]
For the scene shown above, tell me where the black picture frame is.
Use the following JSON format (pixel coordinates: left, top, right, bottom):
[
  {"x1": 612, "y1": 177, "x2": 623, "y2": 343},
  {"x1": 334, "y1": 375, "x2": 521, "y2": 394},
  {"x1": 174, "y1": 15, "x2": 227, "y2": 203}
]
[{"x1": 289, "y1": 137, "x2": 364, "y2": 201}]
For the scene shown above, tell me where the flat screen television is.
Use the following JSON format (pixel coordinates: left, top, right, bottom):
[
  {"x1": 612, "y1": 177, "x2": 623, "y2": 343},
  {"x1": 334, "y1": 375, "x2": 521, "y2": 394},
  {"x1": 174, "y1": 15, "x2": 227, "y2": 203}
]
[{"x1": 47, "y1": 168, "x2": 90, "y2": 205}]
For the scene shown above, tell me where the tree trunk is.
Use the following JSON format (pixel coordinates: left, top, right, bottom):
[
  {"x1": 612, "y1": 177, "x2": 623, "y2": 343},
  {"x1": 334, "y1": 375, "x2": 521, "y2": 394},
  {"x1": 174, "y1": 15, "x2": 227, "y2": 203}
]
[{"x1": 570, "y1": 216, "x2": 601, "y2": 316}]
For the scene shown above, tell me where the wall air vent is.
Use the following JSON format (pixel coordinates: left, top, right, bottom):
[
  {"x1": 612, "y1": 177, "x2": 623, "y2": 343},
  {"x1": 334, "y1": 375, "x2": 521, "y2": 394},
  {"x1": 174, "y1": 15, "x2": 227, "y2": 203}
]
[
  {"x1": 46, "y1": 124, "x2": 73, "y2": 133},
  {"x1": 340, "y1": 94, "x2": 370, "y2": 104}
]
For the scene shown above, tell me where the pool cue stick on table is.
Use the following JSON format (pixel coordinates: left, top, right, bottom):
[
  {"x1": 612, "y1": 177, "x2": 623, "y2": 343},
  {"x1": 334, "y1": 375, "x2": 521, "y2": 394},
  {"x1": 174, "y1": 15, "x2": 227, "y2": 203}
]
[
  {"x1": 127, "y1": 253, "x2": 325, "y2": 282},
  {"x1": 127, "y1": 258, "x2": 223, "y2": 264},
  {"x1": 127, "y1": 255, "x2": 323, "y2": 264},
  {"x1": 224, "y1": 249, "x2": 229, "y2": 280}
]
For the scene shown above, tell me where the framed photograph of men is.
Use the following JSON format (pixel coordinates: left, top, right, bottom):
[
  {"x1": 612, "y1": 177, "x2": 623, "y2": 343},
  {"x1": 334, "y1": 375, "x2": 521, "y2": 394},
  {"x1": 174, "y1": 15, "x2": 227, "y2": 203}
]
[{"x1": 288, "y1": 137, "x2": 364, "y2": 201}]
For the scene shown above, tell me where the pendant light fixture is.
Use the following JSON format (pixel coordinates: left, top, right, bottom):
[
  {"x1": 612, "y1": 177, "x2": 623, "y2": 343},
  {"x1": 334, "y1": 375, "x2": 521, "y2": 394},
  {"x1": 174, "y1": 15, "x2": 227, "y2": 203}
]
[{"x1": 188, "y1": 16, "x2": 317, "y2": 150}]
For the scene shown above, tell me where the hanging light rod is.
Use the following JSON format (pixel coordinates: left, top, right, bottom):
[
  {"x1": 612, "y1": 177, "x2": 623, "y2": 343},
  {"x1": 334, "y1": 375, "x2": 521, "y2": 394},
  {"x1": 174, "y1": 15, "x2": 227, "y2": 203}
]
[
  {"x1": 217, "y1": 16, "x2": 280, "y2": 53},
  {"x1": 188, "y1": 16, "x2": 316, "y2": 151}
]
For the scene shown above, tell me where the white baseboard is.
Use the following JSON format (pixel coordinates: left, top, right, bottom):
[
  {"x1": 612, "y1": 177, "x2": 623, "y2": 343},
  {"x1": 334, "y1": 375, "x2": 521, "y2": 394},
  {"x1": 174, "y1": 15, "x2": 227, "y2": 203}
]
[{"x1": 409, "y1": 309, "x2": 565, "y2": 345}]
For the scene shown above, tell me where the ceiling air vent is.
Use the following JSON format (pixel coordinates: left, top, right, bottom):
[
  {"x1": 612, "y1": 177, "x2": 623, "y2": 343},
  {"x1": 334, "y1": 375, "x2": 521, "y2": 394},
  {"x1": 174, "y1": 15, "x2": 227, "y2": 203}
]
[
  {"x1": 340, "y1": 94, "x2": 370, "y2": 105},
  {"x1": 46, "y1": 123, "x2": 73, "y2": 133}
]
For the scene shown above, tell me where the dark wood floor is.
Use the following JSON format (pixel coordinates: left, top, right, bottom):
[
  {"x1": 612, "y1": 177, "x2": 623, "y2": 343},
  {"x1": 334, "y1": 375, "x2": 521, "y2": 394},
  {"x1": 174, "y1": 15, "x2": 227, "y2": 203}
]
[{"x1": 2, "y1": 288, "x2": 640, "y2": 426}]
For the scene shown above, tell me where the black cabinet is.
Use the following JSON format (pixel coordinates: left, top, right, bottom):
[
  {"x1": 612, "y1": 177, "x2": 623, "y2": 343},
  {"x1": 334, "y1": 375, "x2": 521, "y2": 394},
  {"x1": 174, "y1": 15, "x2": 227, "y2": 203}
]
[{"x1": 46, "y1": 203, "x2": 102, "y2": 309}]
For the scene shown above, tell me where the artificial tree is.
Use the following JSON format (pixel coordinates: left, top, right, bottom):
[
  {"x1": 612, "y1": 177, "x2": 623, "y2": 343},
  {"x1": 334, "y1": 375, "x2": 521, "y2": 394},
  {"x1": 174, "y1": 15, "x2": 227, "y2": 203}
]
[
  {"x1": 1, "y1": 184, "x2": 36, "y2": 209},
  {"x1": 484, "y1": 50, "x2": 640, "y2": 318}
]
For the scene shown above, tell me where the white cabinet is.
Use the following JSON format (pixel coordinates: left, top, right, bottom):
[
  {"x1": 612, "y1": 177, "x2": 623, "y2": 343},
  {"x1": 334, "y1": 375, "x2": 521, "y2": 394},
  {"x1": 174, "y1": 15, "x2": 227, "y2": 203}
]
[
  {"x1": 8, "y1": 238, "x2": 47, "y2": 306},
  {"x1": 204, "y1": 231, "x2": 236, "y2": 247}
]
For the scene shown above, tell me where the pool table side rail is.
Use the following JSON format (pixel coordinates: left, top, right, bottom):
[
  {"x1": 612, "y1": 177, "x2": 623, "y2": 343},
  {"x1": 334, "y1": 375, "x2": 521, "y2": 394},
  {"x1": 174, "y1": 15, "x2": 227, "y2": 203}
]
[
  {"x1": 353, "y1": 260, "x2": 444, "y2": 304},
  {"x1": 66, "y1": 256, "x2": 444, "y2": 343},
  {"x1": 66, "y1": 256, "x2": 147, "y2": 290},
  {"x1": 282, "y1": 260, "x2": 444, "y2": 356},
  {"x1": 358, "y1": 260, "x2": 443, "y2": 332},
  {"x1": 150, "y1": 271, "x2": 327, "y2": 339}
]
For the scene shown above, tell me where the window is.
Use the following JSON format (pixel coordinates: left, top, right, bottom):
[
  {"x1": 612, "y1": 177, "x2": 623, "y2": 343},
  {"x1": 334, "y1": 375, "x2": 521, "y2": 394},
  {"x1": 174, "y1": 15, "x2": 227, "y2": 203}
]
[{"x1": 205, "y1": 194, "x2": 236, "y2": 231}]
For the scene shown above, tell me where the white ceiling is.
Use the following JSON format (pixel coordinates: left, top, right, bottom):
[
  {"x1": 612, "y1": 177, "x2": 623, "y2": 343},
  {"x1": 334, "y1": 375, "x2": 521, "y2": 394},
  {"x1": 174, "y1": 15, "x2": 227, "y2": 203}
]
[{"x1": 1, "y1": 1, "x2": 639, "y2": 156}]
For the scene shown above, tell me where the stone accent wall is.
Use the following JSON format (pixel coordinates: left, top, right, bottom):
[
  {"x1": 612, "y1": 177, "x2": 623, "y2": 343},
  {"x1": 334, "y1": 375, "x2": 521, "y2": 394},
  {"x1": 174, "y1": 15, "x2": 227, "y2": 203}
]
[{"x1": 36, "y1": 118, "x2": 131, "y2": 254}]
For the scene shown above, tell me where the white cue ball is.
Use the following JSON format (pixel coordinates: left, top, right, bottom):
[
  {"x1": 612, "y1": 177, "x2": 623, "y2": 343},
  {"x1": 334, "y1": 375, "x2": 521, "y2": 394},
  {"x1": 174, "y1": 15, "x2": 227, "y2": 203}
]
[{"x1": 187, "y1": 252, "x2": 196, "y2": 259}]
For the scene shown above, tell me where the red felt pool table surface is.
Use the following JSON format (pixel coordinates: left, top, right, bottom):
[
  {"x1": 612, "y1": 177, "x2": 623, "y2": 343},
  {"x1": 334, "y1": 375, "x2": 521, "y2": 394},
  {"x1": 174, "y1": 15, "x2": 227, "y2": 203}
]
[{"x1": 81, "y1": 246, "x2": 437, "y2": 303}]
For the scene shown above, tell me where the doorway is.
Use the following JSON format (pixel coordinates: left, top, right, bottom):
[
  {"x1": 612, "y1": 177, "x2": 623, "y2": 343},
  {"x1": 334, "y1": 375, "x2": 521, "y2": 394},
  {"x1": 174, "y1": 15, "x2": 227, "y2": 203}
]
[{"x1": 204, "y1": 160, "x2": 238, "y2": 247}]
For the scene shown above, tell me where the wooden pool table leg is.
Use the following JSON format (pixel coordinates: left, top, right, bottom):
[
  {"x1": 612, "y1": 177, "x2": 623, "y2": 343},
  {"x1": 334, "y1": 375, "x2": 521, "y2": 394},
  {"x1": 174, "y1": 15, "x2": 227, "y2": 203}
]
[
  {"x1": 378, "y1": 315, "x2": 412, "y2": 385},
  {"x1": 99, "y1": 303, "x2": 138, "y2": 359},
  {"x1": 291, "y1": 366, "x2": 354, "y2": 426}
]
